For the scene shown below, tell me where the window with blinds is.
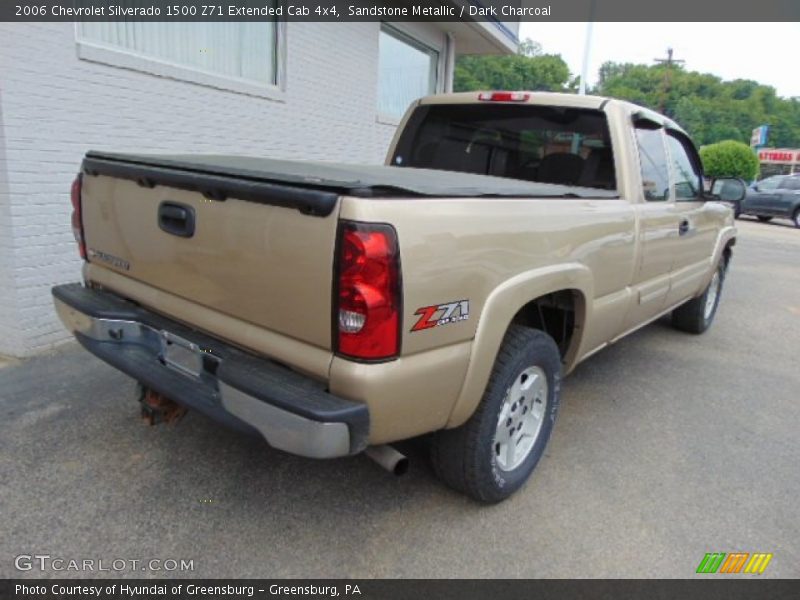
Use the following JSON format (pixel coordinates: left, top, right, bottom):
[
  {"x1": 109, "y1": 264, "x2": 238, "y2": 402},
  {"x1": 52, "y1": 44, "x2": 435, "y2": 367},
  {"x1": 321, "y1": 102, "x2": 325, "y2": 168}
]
[
  {"x1": 78, "y1": 21, "x2": 278, "y2": 86},
  {"x1": 378, "y1": 25, "x2": 439, "y2": 120}
]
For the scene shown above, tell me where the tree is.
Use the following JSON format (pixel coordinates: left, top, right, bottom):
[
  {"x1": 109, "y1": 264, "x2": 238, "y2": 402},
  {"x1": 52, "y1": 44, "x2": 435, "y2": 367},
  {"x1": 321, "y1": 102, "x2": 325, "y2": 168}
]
[
  {"x1": 699, "y1": 141, "x2": 760, "y2": 180},
  {"x1": 594, "y1": 61, "x2": 800, "y2": 148},
  {"x1": 672, "y1": 97, "x2": 705, "y2": 142},
  {"x1": 454, "y1": 45, "x2": 800, "y2": 150},
  {"x1": 454, "y1": 38, "x2": 571, "y2": 93},
  {"x1": 518, "y1": 39, "x2": 542, "y2": 57}
]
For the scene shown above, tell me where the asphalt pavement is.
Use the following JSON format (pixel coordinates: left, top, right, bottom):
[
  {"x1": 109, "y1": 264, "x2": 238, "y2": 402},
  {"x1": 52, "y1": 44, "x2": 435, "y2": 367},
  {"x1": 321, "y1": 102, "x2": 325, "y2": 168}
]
[{"x1": 1, "y1": 217, "x2": 798, "y2": 578}]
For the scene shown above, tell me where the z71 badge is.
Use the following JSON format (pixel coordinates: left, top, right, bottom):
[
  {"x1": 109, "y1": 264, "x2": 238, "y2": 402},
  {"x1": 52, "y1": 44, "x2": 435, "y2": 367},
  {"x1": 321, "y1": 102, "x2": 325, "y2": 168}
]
[{"x1": 411, "y1": 300, "x2": 469, "y2": 332}]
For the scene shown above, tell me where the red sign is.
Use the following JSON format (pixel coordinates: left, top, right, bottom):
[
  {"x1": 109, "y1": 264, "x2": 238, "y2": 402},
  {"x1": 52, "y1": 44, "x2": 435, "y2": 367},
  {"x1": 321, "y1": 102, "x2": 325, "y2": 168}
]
[{"x1": 758, "y1": 149, "x2": 800, "y2": 163}]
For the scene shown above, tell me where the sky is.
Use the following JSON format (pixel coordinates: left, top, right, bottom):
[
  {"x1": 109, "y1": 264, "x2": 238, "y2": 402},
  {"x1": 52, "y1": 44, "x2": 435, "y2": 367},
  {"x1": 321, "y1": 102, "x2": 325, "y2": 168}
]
[{"x1": 519, "y1": 22, "x2": 800, "y2": 99}]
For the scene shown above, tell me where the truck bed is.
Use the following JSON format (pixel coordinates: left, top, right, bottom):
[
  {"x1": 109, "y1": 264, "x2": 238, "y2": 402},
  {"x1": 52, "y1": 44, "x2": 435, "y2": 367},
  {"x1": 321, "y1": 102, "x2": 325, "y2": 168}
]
[{"x1": 76, "y1": 149, "x2": 620, "y2": 371}]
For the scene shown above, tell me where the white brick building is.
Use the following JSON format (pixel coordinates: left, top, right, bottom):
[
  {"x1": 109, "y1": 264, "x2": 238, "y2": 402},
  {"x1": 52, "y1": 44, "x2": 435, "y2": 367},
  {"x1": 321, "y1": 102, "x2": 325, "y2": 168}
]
[{"x1": 0, "y1": 19, "x2": 517, "y2": 357}]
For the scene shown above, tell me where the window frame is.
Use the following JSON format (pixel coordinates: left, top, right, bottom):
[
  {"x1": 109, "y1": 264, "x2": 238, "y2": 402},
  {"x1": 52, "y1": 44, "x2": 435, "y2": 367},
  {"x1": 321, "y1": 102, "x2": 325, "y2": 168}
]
[
  {"x1": 74, "y1": 21, "x2": 287, "y2": 101},
  {"x1": 376, "y1": 23, "x2": 443, "y2": 126},
  {"x1": 664, "y1": 128, "x2": 705, "y2": 202},
  {"x1": 633, "y1": 120, "x2": 672, "y2": 203}
]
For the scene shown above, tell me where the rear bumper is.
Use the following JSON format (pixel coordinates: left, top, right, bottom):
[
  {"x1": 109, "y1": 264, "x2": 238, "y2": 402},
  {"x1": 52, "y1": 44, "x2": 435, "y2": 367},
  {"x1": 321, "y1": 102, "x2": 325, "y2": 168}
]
[{"x1": 51, "y1": 283, "x2": 369, "y2": 458}]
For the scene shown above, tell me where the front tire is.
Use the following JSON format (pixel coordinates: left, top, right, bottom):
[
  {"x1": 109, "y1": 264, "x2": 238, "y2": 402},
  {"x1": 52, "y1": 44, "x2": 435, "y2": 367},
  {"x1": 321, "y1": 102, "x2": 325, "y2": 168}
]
[
  {"x1": 672, "y1": 260, "x2": 726, "y2": 334},
  {"x1": 792, "y1": 208, "x2": 800, "y2": 229},
  {"x1": 431, "y1": 326, "x2": 562, "y2": 503}
]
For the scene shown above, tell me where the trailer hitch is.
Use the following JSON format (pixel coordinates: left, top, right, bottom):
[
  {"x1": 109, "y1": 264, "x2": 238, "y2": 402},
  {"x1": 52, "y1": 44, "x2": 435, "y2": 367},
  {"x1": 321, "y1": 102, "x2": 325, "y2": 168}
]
[{"x1": 136, "y1": 383, "x2": 187, "y2": 425}]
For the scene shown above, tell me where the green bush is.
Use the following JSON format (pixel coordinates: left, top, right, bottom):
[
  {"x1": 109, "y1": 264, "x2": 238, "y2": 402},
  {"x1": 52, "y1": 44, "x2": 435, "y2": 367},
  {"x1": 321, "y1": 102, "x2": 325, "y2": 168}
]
[{"x1": 699, "y1": 140, "x2": 760, "y2": 181}]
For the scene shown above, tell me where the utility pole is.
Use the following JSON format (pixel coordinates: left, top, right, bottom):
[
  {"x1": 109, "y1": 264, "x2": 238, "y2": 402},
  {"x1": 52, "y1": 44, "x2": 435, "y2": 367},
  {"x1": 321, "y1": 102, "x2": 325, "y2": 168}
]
[
  {"x1": 578, "y1": 0, "x2": 597, "y2": 96},
  {"x1": 654, "y1": 47, "x2": 684, "y2": 115}
]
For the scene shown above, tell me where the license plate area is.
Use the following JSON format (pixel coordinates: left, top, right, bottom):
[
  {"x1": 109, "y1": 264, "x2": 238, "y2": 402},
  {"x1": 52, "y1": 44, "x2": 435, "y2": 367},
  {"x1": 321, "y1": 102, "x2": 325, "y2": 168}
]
[{"x1": 159, "y1": 331, "x2": 204, "y2": 378}]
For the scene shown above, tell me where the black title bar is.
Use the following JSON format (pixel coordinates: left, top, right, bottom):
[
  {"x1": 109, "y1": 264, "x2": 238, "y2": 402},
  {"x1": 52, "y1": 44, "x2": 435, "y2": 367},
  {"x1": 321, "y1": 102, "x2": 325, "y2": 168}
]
[
  {"x1": 3, "y1": 0, "x2": 800, "y2": 22},
  {"x1": 4, "y1": 579, "x2": 800, "y2": 600}
]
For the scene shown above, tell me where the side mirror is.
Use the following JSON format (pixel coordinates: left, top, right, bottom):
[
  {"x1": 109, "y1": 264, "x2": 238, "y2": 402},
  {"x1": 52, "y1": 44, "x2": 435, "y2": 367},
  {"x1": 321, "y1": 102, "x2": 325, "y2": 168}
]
[{"x1": 709, "y1": 177, "x2": 746, "y2": 203}]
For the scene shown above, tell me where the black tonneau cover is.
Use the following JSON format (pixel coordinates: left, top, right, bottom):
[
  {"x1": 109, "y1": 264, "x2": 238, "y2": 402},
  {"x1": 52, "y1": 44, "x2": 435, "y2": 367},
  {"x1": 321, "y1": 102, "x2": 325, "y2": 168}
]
[{"x1": 83, "y1": 151, "x2": 618, "y2": 217}]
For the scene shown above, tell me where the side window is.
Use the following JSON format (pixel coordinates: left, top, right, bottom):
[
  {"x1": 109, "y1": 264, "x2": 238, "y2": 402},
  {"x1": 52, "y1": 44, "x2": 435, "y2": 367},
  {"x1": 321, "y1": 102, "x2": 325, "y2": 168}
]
[
  {"x1": 666, "y1": 132, "x2": 703, "y2": 200},
  {"x1": 634, "y1": 125, "x2": 670, "y2": 201},
  {"x1": 758, "y1": 176, "x2": 781, "y2": 191},
  {"x1": 785, "y1": 178, "x2": 800, "y2": 191}
]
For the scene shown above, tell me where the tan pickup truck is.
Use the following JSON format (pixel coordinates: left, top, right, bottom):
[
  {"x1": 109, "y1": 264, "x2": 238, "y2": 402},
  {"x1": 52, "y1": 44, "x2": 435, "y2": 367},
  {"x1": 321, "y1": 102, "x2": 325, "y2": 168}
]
[{"x1": 52, "y1": 92, "x2": 746, "y2": 502}]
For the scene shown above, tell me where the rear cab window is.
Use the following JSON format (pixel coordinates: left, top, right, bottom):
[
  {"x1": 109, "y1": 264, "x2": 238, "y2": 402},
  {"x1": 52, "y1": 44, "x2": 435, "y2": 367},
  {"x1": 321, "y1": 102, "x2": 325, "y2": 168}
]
[{"x1": 390, "y1": 103, "x2": 617, "y2": 191}]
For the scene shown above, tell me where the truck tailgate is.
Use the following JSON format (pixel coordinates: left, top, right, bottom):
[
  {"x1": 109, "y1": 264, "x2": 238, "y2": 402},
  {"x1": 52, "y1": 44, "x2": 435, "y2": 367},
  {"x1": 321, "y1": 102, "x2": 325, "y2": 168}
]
[{"x1": 79, "y1": 154, "x2": 341, "y2": 350}]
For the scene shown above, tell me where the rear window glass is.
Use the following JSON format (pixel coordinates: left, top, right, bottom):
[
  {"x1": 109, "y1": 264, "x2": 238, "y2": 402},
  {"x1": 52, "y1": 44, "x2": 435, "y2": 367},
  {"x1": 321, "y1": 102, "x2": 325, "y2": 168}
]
[{"x1": 391, "y1": 104, "x2": 616, "y2": 190}]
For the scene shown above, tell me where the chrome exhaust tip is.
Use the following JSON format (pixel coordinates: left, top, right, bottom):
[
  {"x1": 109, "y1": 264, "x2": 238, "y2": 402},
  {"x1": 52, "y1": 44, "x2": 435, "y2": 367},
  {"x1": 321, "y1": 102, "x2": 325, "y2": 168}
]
[{"x1": 365, "y1": 445, "x2": 409, "y2": 476}]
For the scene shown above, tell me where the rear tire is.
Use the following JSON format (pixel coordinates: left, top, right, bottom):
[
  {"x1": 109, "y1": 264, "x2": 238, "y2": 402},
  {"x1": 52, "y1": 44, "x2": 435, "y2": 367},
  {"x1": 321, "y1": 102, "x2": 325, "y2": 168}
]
[
  {"x1": 672, "y1": 260, "x2": 726, "y2": 334},
  {"x1": 793, "y1": 208, "x2": 800, "y2": 229},
  {"x1": 431, "y1": 326, "x2": 562, "y2": 503},
  {"x1": 757, "y1": 216, "x2": 773, "y2": 222}
]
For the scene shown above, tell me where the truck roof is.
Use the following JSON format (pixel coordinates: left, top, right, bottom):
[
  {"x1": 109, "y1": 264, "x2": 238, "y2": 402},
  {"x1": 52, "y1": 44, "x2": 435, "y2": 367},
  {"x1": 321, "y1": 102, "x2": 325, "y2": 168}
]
[
  {"x1": 420, "y1": 91, "x2": 610, "y2": 110},
  {"x1": 418, "y1": 91, "x2": 687, "y2": 135}
]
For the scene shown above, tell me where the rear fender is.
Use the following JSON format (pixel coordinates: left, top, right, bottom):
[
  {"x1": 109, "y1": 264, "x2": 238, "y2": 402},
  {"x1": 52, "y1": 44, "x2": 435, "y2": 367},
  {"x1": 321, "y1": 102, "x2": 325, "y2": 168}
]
[{"x1": 445, "y1": 263, "x2": 593, "y2": 428}]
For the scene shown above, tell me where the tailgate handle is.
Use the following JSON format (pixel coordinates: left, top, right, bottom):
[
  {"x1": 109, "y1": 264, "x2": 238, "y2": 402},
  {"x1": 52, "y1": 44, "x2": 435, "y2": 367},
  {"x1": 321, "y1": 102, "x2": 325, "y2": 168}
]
[{"x1": 158, "y1": 202, "x2": 195, "y2": 238}]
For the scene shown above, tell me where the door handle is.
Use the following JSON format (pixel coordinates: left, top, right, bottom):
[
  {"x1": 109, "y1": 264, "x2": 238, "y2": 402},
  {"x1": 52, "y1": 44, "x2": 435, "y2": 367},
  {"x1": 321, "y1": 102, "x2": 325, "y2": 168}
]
[
  {"x1": 158, "y1": 202, "x2": 195, "y2": 238},
  {"x1": 678, "y1": 218, "x2": 691, "y2": 236}
]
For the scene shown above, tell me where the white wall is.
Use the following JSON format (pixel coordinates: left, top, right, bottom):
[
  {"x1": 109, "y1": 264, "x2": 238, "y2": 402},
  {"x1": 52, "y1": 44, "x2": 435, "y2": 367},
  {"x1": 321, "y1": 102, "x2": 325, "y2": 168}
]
[
  {"x1": 0, "y1": 93, "x2": 22, "y2": 353},
  {"x1": 0, "y1": 22, "x2": 450, "y2": 357}
]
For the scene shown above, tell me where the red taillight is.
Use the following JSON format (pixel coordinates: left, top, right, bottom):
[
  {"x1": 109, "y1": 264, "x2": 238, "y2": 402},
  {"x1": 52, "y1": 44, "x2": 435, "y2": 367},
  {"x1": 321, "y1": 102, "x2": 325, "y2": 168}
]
[
  {"x1": 335, "y1": 222, "x2": 401, "y2": 361},
  {"x1": 478, "y1": 91, "x2": 530, "y2": 102},
  {"x1": 70, "y1": 173, "x2": 86, "y2": 260}
]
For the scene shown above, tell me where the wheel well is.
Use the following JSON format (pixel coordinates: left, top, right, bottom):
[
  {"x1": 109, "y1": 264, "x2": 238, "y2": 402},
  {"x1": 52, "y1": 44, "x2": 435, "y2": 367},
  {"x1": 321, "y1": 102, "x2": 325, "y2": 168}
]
[
  {"x1": 510, "y1": 290, "x2": 583, "y2": 360},
  {"x1": 723, "y1": 239, "x2": 735, "y2": 268}
]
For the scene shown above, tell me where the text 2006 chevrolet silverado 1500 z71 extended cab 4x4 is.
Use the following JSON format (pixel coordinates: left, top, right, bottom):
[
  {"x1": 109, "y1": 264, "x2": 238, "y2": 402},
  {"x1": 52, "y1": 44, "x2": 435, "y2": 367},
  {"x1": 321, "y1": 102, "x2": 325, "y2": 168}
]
[{"x1": 52, "y1": 92, "x2": 746, "y2": 502}]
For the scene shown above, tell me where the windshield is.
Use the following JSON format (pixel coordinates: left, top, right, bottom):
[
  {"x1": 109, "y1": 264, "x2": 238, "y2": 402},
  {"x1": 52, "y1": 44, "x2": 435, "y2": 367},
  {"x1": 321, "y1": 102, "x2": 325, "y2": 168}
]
[{"x1": 391, "y1": 103, "x2": 616, "y2": 191}]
